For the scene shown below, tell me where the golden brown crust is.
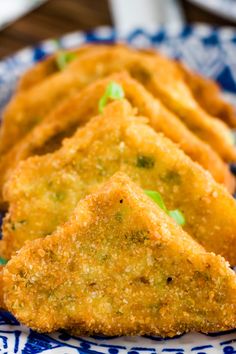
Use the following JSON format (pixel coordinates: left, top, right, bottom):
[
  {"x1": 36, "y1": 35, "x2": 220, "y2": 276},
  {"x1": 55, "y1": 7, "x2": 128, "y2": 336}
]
[
  {"x1": 3, "y1": 173, "x2": 236, "y2": 335},
  {"x1": 0, "y1": 45, "x2": 109, "y2": 154},
  {"x1": 2, "y1": 100, "x2": 236, "y2": 264},
  {"x1": 1, "y1": 45, "x2": 235, "y2": 162},
  {"x1": 178, "y1": 62, "x2": 236, "y2": 128},
  {"x1": 0, "y1": 266, "x2": 5, "y2": 309},
  {"x1": 17, "y1": 55, "x2": 58, "y2": 92},
  {"x1": 0, "y1": 72, "x2": 234, "y2": 210},
  {"x1": 17, "y1": 45, "x2": 95, "y2": 92},
  {"x1": 142, "y1": 48, "x2": 236, "y2": 129},
  {"x1": 17, "y1": 46, "x2": 236, "y2": 130}
]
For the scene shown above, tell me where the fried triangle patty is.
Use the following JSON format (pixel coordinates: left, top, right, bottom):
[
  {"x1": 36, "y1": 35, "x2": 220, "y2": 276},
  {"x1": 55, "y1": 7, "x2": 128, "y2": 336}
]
[
  {"x1": 17, "y1": 46, "x2": 93, "y2": 92},
  {"x1": 1, "y1": 45, "x2": 235, "y2": 162},
  {"x1": 177, "y1": 62, "x2": 236, "y2": 128},
  {"x1": 0, "y1": 73, "x2": 233, "y2": 211},
  {"x1": 18, "y1": 45, "x2": 236, "y2": 129},
  {"x1": 3, "y1": 172, "x2": 236, "y2": 336},
  {"x1": 2, "y1": 100, "x2": 236, "y2": 264}
]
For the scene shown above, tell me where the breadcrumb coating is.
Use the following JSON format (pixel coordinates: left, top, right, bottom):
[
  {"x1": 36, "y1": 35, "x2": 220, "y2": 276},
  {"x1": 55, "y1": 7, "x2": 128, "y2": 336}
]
[
  {"x1": 0, "y1": 45, "x2": 235, "y2": 162},
  {"x1": 0, "y1": 73, "x2": 233, "y2": 210},
  {"x1": 3, "y1": 173, "x2": 236, "y2": 336},
  {"x1": 2, "y1": 100, "x2": 236, "y2": 264},
  {"x1": 17, "y1": 45, "x2": 236, "y2": 129}
]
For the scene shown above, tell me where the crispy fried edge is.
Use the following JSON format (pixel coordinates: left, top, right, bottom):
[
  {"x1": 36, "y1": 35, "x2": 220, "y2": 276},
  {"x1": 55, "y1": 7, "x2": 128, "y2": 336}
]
[
  {"x1": 17, "y1": 45, "x2": 96, "y2": 92},
  {"x1": 2, "y1": 100, "x2": 236, "y2": 264},
  {"x1": 0, "y1": 45, "x2": 111, "y2": 154},
  {"x1": 1, "y1": 44, "x2": 235, "y2": 162},
  {"x1": 0, "y1": 72, "x2": 233, "y2": 211},
  {"x1": 3, "y1": 172, "x2": 236, "y2": 335},
  {"x1": 142, "y1": 48, "x2": 236, "y2": 128},
  {"x1": 178, "y1": 62, "x2": 236, "y2": 128}
]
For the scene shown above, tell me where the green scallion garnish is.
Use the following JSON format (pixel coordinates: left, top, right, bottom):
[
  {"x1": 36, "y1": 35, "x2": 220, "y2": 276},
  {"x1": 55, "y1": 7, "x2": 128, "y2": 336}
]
[
  {"x1": 168, "y1": 209, "x2": 185, "y2": 226},
  {"x1": 98, "y1": 81, "x2": 124, "y2": 113},
  {"x1": 144, "y1": 190, "x2": 167, "y2": 213},
  {"x1": 56, "y1": 52, "x2": 77, "y2": 71},
  {"x1": 145, "y1": 190, "x2": 186, "y2": 226}
]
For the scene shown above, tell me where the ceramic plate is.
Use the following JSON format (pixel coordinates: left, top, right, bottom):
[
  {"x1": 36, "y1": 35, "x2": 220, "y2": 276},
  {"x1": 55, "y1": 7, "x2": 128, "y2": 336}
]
[
  {"x1": 0, "y1": 25, "x2": 236, "y2": 353},
  {"x1": 188, "y1": 0, "x2": 236, "y2": 22}
]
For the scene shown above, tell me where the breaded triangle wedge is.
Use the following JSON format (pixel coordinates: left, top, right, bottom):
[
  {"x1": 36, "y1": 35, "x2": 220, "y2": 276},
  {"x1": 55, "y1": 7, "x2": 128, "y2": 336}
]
[
  {"x1": 0, "y1": 73, "x2": 233, "y2": 210},
  {"x1": 177, "y1": 62, "x2": 236, "y2": 128},
  {"x1": 3, "y1": 173, "x2": 236, "y2": 336},
  {"x1": 1, "y1": 45, "x2": 235, "y2": 162},
  {"x1": 16, "y1": 46, "x2": 93, "y2": 92},
  {"x1": 2, "y1": 100, "x2": 236, "y2": 264},
  {"x1": 18, "y1": 46, "x2": 236, "y2": 129},
  {"x1": 142, "y1": 48, "x2": 236, "y2": 129},
  {"x1": 0, "y1": 46, "x2": 108, "y2": 154}
]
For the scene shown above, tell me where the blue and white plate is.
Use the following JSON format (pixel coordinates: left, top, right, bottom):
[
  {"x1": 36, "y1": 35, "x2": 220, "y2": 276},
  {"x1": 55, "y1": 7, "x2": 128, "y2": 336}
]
[
  {"x1": 0, "y1": 25, "x2": 236, "y2": 353},
  {"x1": 188, "y1": 0, "x2": 236, "y2": 22}
]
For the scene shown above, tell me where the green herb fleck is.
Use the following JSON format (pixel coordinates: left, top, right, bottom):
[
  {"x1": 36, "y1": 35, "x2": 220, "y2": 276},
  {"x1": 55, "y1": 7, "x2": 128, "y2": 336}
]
[
  {"x1": 98, "y1": 81, "x2": 124, "y2": 113},
  {"x1": 161, "y1": 170, "x2": 181, "y2": 185},
  {"x1": 144, "y1": 190, "x2": 167, "y2": 212},
  {"x1": 115, "y1": 212, "x2": 123, "y2": 222},
  {"x1": 145, "y1": 189, "x2": 186, "y2": 226},
  {"x1": 168, "y1": 209, "x2": 185, "y2": 226},
  {"x1": 194, "y1": 271, "x2": 211, "y2": 281},
  {"x1": 125, "y1": 230, "x2": 149, "y2": 243},
  {"x1": 56, "y1": 51, "x2": 77, "y2": 70},
  {"x1": 136, "y1": 155, "x2": 155, "y2": 169},
  {"x1": 53, "y1": 191, "x2": 66, "y2": 202},
  {"x1": 0, "y1": 257, "x2": 7, "y2": 265}
]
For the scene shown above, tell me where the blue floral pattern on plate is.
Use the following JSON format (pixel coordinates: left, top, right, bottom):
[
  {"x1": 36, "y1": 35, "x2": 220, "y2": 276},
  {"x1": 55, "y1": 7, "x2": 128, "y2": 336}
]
[{"x1": 0, "y1": 25, "x2": 236, "y2": 353}]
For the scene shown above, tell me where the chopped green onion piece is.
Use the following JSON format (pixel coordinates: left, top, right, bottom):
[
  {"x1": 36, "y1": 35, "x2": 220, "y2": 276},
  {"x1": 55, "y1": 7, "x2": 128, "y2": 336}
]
[
  {"x1": 98, "y1": 81, "x2": 124, "y2": 113},
  {"x1": 0, "y1": 257, "x2": 7, "y2": 265},
  {"x1": 144, "y1": 190, "x2": 168, "y2": 213},
  {"x1": 168, "y1": 209, "x2": 186, "y2": 226},
  {"x1": 98, "y1": 95, "x2": 108, "y2": 114},
  {"x1": 145, "y1": 190, "x2": 186, "y2": 226},
  {"x1": 56, "y1": 52, "x2": 77, "y2": 70}
]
